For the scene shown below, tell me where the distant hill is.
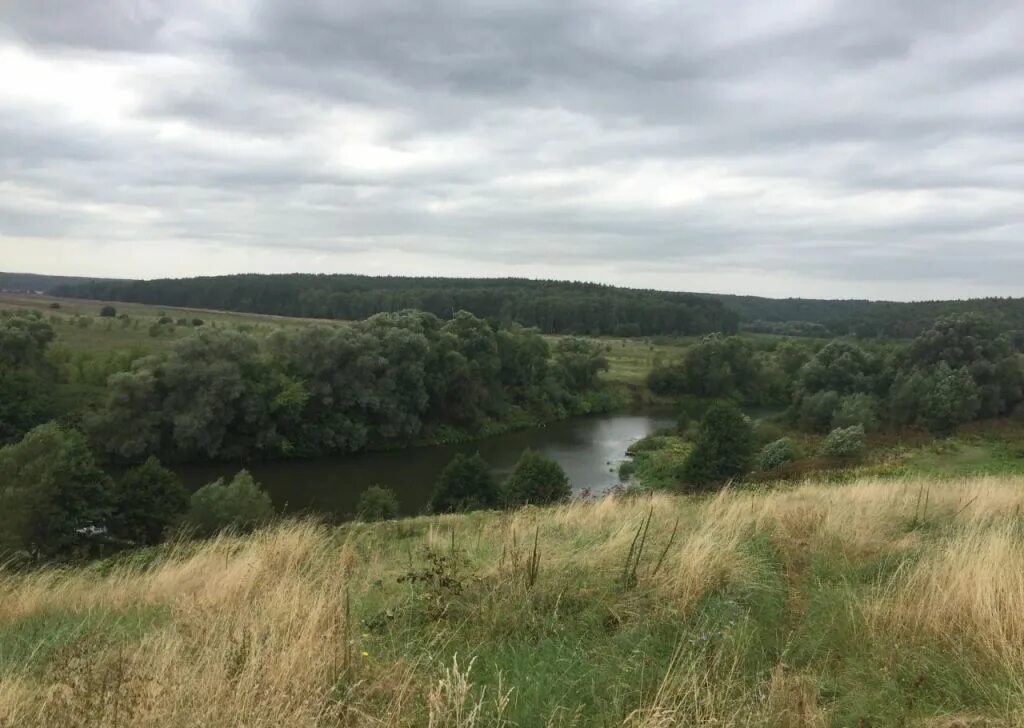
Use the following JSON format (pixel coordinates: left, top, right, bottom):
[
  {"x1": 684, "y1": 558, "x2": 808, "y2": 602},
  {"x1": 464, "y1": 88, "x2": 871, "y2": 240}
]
[
  {"x1": 52, "y1": 273, "x2": 739, "y2": 337},
  {"x1": 0, "y1": 272, "x2": 120, "y2": 294},
  {"x1": 41, "y1": 271, "x2": 1024, "y2": 339}
]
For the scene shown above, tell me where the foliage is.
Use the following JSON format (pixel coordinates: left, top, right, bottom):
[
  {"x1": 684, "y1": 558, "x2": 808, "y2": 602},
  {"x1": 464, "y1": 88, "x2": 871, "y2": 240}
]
[
  {"x1": 553, "y1": 337, "x2": 609, "y2": 390},
  {"x1": 85, "y1": 310, "x2": 606, "y2": 462},
  {"x1": 0, "y1": 422, "x2": 113, "y2": 557},
  {"x1": 429, "y1": 453, "x2": 500, "y2": 513},
  {"x1": 503, "y1": 449, "x2": 571, "y2": 506},
  {"x1": 832, "y1": 393, "x2": 881, "y2": 432},
  {"x1": 99, "y1": 305, "x2": 117, "y2": 317},
  {"x1": 184, "y1": 470, "x2": 274, "y2": 537},
  {"x1": 356, "y1": 485, "x2": 400, "y2": 522},
  {"x1": 797, "y1": 390, "x2": 841, "y2": 432},
  {"x1": 110, "y1": 456, "x2": 189, "y2": 545},
  {"x1": 757, "y1": 437, "x2": 796, "y2": 471},
  {"x1": 821, "y1": 425, "x2": 867, "y2": 459},
  {"x1": 923, "y1": 362, "x2": 981, "y2": 434},
  {"x1": 681, "y1": 401, "x2": 754, "y2": 489}
]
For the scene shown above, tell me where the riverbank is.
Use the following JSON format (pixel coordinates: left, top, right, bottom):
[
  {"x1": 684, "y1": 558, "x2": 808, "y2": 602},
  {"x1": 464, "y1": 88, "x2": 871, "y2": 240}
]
[{"x1": 5, "y1": 474, "x2": 1024, "y2": 725}]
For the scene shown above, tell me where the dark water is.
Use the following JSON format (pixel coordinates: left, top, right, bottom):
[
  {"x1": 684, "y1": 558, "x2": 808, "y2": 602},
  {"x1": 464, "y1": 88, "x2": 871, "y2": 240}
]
[{"x1": 174, "y1": 410, "x2": 675, "y2": 518}]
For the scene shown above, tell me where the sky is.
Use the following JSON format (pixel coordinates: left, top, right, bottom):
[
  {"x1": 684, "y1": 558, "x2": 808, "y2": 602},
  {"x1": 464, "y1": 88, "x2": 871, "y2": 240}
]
[{"x1": 1, "y1": 1, "x2": 1022, "y2": 301}]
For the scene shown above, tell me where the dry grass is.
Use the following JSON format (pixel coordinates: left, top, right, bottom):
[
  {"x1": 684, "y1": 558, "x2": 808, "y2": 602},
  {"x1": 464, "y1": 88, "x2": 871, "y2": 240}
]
[{"x1": 4, "y1": 475, "x2": 1024, "y2": 726}]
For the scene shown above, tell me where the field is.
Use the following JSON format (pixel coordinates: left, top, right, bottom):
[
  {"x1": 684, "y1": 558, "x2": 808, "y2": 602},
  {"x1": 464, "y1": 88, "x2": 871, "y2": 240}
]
[
  {"x1": 4, "y1": 475, "x2": 1024, "y2": 726},
  {"x1": 0, "y1": 292, "x2": 327, "y2": 354}
]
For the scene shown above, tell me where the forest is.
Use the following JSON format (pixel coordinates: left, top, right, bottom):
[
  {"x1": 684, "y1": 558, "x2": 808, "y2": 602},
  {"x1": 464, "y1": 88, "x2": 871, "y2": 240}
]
[
  {"x1": 44, "y1": 272, "x2": 1024, "y2": 339},
  {"x1": 50, "y1": 274, "x2": 739, "y2": 337}
]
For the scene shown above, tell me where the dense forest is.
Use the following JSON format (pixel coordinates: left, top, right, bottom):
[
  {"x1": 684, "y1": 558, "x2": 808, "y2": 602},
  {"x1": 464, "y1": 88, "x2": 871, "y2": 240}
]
[
  {"x1": 47, "y1": 272, "x2": 1024, "y2": 339},
  {"x1": 51, "y1": 274, "x2": 739, "y2": 337}
]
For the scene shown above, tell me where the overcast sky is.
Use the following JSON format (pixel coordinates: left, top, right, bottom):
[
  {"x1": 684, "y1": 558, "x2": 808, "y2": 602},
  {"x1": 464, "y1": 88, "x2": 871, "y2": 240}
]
[{"x1": 1, "y1": 1, "x2": 1022, "y2": 300}]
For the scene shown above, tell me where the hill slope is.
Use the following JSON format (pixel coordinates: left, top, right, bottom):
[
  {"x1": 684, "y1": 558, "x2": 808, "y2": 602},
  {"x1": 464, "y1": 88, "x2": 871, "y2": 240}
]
[
  {"x1": 3, "y1": 475, "x2": 1023, "y2": 726},
  {"x1": 51, "y1": 272, "x2": 1024, "y2": 338}
]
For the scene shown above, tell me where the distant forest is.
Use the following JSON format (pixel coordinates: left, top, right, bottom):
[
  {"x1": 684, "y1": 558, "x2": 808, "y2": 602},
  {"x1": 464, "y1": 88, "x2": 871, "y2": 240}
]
[
  {"x1": 50, "y1": 274, "x2": 739, "y2": 337},
  {"x1": 12, "y1": 271, "x2": 1024, "y2": 339}
]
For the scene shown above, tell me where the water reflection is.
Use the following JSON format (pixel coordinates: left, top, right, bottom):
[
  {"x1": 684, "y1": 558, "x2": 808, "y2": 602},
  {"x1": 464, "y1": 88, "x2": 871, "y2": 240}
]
[{"x1": 175, "y1": 410, "x2": 674, "y2": 518}]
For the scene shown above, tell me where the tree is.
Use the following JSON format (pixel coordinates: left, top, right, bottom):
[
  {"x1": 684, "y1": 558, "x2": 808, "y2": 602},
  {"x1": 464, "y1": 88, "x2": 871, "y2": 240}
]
[
  {"x1": 357, "y1": 485, "x2": 400, "y2": 521},
  {"x1": 99, "y1": 305, "x2": 117, "y2": 317},
  {"x1": 923, "y1": 363, "x2": 981, "y2": 434},
  {"x1": 682, "y1": 401, "x2": 754, "y2": 489},
  {"x1": 553, "y1": 337, "x2": 609, "y2": 391},
  {"x1": 504, "y1": 449, "x2": 571, "y2": 507},
  {"x1": 184, "y1": 470, "x2": 274, "y2": 536},
  {"x1": 795, "y1": 341, "x2": 875, "y2": 397},
  {"x1": 797, "y1": 390, "x2": 841, "y2": 432},
  {"x1": 0, "y1": 423, "x2": 113, "y2": 557},
  {"x1": 429, "y1": 453, "x2": 500, "y2": 513},
  {"x1": 906, "y1": 314, "x2": 1023, "y2": 419},
  {"x1": 821, "y1": 425, "x2": 867, "y2": 459},
  {"x1": 110, "y1": 456, "x2": 189, "y2": 545},
  {"x1": 832, "y1": 393, "x2": 881, "y2": 433}
]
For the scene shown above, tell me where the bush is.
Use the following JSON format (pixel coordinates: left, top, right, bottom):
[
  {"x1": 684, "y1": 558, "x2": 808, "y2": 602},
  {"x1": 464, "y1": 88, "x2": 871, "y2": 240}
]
[
  {"x1": 429, "y1": 453, "x2": 500, "y2": 513},
  {"x1": 48, "y1": 302, "x2": 61, "y2": 309},
  {"x1": 184, "y1": 470, "x2": 274, "y2": 536},
  {"x1": 357, "y1": 485, "x2": 399, "y2": 521},
  {"x1": 757, "y1": 437, "x2": 796, "y2": 471},
  {"x1": 681, "y1": 401, "x2": 754, "y2": 489},
  {"x1": 110, "y1": 456, "x2": 188, "y2": 545},
  {"x1": 191, "y1": 318, "x2": 205, "y2": 327},
  {"x1": 821, "y1": 425, "x2": 867, "y2": 459},
  {"x1": 99, "y1": 305, "x2": 117, "y2": 317},
  {"x1": 832, "y1": 393, "x2": 880, "y2": 433},
  {"x1": 504, "y1": 449, "x2": 571, "y2": 507}
]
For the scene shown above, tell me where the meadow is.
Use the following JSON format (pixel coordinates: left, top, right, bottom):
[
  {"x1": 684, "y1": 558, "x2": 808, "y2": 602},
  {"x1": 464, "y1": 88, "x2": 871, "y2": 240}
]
[{"x1": 4, "y1": 474, "x2": 1024, "y2": 726}]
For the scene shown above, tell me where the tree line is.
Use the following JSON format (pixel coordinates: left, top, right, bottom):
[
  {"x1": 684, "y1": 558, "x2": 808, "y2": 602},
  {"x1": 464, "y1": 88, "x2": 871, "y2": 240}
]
[
  {"x1": 650, "y1": 313, "x2": 1024, "y2": 437},
  {"x1": 53, "y1": 273, "x2": 739, "y2": 337},
  {"x1": 51, "y1": 272, "x2": 1024, "y2": 340}
]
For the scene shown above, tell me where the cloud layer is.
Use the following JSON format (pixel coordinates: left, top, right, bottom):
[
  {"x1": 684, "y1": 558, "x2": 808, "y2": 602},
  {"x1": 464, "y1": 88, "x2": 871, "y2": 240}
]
[{"x1": 2, "y1": 0, "x2": 1022, "y2": 299}]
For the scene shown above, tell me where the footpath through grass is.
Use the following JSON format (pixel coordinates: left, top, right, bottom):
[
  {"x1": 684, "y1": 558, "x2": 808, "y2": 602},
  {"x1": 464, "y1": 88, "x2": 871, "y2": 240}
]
[{"x1": 4, "y1": 475, "x2": 1024, "y2": 726}]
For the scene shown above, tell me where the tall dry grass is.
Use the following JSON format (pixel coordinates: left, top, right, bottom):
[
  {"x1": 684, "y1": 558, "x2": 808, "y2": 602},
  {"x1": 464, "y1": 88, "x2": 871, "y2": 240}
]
[{"x1": 3, "y1": 475, "x2": 1024, "y2": 726}]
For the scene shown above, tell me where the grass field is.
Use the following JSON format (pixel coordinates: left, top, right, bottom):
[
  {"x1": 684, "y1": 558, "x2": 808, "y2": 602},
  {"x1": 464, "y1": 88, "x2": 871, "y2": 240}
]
[
  {"x1": 4, "y1": 475, "x2": 1024, "y2": 726},
  {"x1": 0, "y1": 292, "x2": 328, "y2": 355}
]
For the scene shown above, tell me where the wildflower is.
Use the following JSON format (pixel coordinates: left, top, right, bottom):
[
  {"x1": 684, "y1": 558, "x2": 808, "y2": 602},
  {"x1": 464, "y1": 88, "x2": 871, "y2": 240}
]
[{"x1": 361, "y1": 651, "x2": 369, "y2": 658}]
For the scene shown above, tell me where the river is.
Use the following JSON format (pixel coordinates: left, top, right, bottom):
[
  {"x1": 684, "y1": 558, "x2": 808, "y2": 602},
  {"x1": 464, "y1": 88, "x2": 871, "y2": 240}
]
[{"x1": 174, "y1": 409, "x2": 675, "y2": 518}]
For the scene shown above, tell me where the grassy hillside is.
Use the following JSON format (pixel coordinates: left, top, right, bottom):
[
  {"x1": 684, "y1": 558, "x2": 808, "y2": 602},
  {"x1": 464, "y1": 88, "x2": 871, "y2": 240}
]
[{"x1": 4, "y1": 475, "x2": 1024, "y2": 726}]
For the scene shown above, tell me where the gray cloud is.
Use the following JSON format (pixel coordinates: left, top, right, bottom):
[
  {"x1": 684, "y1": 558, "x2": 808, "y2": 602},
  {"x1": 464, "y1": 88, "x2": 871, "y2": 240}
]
[{"x1": 1, "y1": 0, "x2": 1023, "y2": 299}]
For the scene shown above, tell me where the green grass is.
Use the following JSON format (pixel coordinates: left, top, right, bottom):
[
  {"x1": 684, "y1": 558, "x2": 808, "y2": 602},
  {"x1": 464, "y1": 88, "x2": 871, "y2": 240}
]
[
  {"x1": 0, "y1": 605, "x2": 169, "y2": 676},
  {"x1": 6, "y1": 479, "x2": 1024, "y2": 724}
]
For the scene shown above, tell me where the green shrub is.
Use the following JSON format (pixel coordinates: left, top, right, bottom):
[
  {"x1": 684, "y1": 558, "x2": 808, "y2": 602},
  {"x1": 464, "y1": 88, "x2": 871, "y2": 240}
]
[
  {"x1": 184, "y1": 470, "x2": 274, "y2": 536},
  {"x1": 681, "y1": 401, "x2": 754, "y2": 489},
  {"x1": 110, "y1": 456, "x2": 188, "y2": 545},
  {"x1": 357, "y1": 485, "x2": 400, "y2": 521},
  {"x1": 429, "y1": 453, "x2": 500, "y2": 513},
  {"x1": 757, "y1": 437, "x2": 796, "y2": 471},
  {"x1": 504, "y1": 449, "x2": 571, "y2": 507},
  {"x1": 99, "y1": 305, "x2": 117, "y2": 318},
  {"x1": 821, "y1": 425, "x2": 867, "y2": 459}
]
